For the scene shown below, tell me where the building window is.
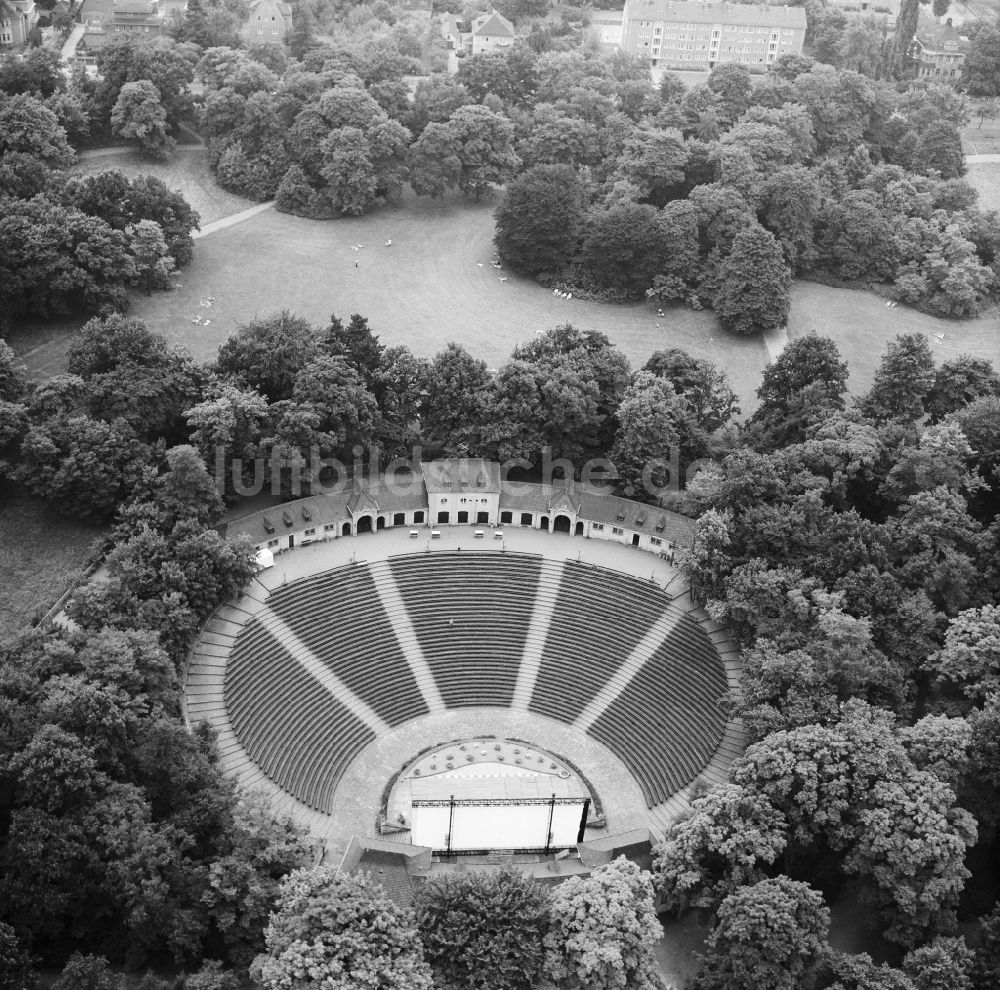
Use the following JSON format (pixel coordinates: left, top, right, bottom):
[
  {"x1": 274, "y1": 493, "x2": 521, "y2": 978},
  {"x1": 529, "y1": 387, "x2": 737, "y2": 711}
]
[
  {"x1": 612, "y1": 526, "x2": 624, "y2": 535},
  {"x1": 267, "y1": 539, "x2": 278, "y2": 548},
  {"x1": 592, "y1": 523, "x2": 604, "y2": 531},
  {"x1": 651, "y1": 537, "x2": 662, "y2": 546},
  {"x1": 323, "y1": 523, "x2": 336, "y2": 532},
  {"x1": 304, "y1": 528, "x2": 315, "y2": 536}
]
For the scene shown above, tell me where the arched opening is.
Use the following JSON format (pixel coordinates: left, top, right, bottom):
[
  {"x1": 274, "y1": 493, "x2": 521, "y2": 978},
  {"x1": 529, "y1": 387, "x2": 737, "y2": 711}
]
[
  {"x1": 501, "y1": 511, "x2": 513, "y2": 525},
  {"x1": 553, "y1": 515, "x2": 571, "y2": 534},
  {"x1": 540, "y1": 516, "x2": 549, "y2": 531},
  {"x1": 477, "y1": 511, "x2": 489, "y2": 524},
  {"x1": 341, "y1": 521, "x2": 351, "y2": 537},
  {"x1": 376, "y1": 516, "x2": 386, "y2": 530},
  {"x1": 457, "y1": 510, "x2": 469, "y2": 524},
  {"x1": 575, "y1": 521, "x2": 584, "y2": 536},
  {"x1": 357, "y1": 515, "x2": 373, "y2": 534},
  {"x1": 438, "y1": 511, "x2": 450, "y2": 524},
  {"x1": 631, "y1": 533, "x2": 640, "y2": 547},
  {"x1": 520, "y1": 513, "x2": 532, "y2": 527},
  {"x1": 393, "y1": 512, "x2": 405, "y2": 526}
]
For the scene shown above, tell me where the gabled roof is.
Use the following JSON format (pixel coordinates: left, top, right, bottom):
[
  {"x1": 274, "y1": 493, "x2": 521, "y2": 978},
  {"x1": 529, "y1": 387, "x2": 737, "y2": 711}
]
[
  {"x1": 247, "y1": 0, "x2": 291, "y2": 14},
  {"x1": 473, "y1": 9, "x2": 514, "y2": 36},
  {"x1": 915, "y1": 20, "x2": 969, "y2": 53},
  {"x1": 422, "y1": 457, "x2": 502, "y2": 494},
  {"x1": 623, "y1": 0, "x2": 806, "y2": 29},
  {"x1": 348, "y1": 486, "x2": 381, "y2": 517},
  {"x1": 548, "y1": 488, "x2": 580, "y2": 514}
]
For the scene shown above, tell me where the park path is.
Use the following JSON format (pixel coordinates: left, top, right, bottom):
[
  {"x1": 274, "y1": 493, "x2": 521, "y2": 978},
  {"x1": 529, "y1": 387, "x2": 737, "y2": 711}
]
[
  {"x1": 60, "y1": 23, "x2": 84, "y2": 62},
  {"x1": 193, "y1": 200, "x2": 275, "y2": 239},
  {"x1": 965, "y1": 153, "x2": 1000, "y2": 163}
]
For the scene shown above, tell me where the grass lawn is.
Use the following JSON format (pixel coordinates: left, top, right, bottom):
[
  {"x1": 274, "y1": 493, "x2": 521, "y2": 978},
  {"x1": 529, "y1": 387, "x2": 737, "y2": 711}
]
[
  {"x1": 74, "y1": 147, "x2": 255, "y2": 226},
  {"x1": 787, "y1": 281, "x2": 1000, "y2": 397},
  {"x1": 108, "y1": 192, "x2": 772, "y2": 409},
  {"x1": 0, "y1": 482, "x2": 105, "y2": 644},
  {"x1": 966, "y1": 161, "x2": 1000, "y2": 212},
  {"x1": 7, "y1": 178, "x2": 999, "y2": 415}
]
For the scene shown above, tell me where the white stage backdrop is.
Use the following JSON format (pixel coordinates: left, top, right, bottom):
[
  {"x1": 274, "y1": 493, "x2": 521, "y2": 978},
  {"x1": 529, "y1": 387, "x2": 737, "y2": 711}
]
[{"x1": 411, "y1": 799, "x2": 587, "y2": 851}]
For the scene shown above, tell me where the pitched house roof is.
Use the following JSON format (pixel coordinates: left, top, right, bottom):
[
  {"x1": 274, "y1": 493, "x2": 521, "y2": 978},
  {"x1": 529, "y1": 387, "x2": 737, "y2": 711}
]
[
  {"x1": 623, "y1": 0, "x2": 806, "y2": 28},
  {"x1": 472, "y1": 9, "x2": 514, "y2": 37}
]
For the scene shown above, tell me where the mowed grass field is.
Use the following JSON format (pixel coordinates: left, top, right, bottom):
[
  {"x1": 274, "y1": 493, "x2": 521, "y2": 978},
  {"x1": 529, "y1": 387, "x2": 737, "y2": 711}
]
[
  {"x1": 8, "y1": 160, "x2": 1000, "y2": 412},
  {"x1": 75, "y1": 146, "x2": 255, "y2": 226},
  {"x1": 0, "y1": 482, "x2": 105, "y2": 643}
]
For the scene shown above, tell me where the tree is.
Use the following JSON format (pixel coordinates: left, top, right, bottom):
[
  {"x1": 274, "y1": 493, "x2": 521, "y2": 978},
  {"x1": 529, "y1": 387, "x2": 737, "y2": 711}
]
[
  {"x1": 693, "y1": 877, "x2": 830, "y2": 990},
  {"x1": 0, "y1": 93, "x2": 74, "y2": 169},
  {"x1": 611, "y1": 372, "x2": 700, "y2": 497},
  {"x1": 94, "y1": 38, "x2": 194, "y2": 133},
  {"x1": 185, "y1": 383, "x2": 269, "y2": 500},
  {"x1": 642, "y1": 199, "x2": 702, "y2": 304},
  {"x1": 421, "y1": 343, "x2": 491, "y2": 448},
  {"x1": 903, "y1": 935, "x2": 975, "y2": 990},
  {"x1": 859, "y1": 333, "x2": 936, "y2": 424},
  {"x1": 843, "y1": 770, "x2": 975, "y2": 946},
  {"x1": 612, "y1": 125, "x2": 687, "y2": 207},
  {"x1": 494, "y1": 164, "x2": 588, "y2": 275},
  {"x1": 0, "y1": 196, "x2": 137, "y2": 320},
  {"x1": 60, "y1": 169, "x2": 200, "y2": 267},
  {"x1": 111, "y1": 80, "x2": 176, "y2": 159},
  {"x1": 654, "y1": 783, "x2": 787, "y2": 914},
  {"x1": 759, "y1": 166, "x2": 822, "y2": 271},
  {"x1": 318, "y1": 126, "x2": 377, "y2": 216},
  {"x1": 214, "y1": 311, "x2": 318, "y2": 402},
  {"x1": 713, "y1": 225, "x2": 791, "y2": 336},
  {"x1": 926, "y1": 605, "x2": 1000, "y2": 701},
  {"x1": 52, "y1": 953, "x2": 119, "y2": 990},
  {"x1": 544, "y1": 858, "x2": 661, "y2": 990},
  {"x1": 581, "y1": 202, "x2": 671, "y2": 296},
  {"x1": 407, "y1": 121, "x2": 461, "y2": 199},
  {"x1": 414, "y1": 868, "x2": 550, "y2": 990},
  {"x1": 0, "y1": 921, "x2": 35, "y2": 990},
  {"x1": 643, "y1": 348, "x2": 739, "y2": 432},
  {"x1": 128, "y1": 220, "x2": 175, "y2": 293},
  {"x1": 915, "y1": 120, "x2": 965, "y2": 179},
  {"x1": 926, "y1": 356, "x2": 1000, "y2": 422},
  {"x1": 755, "y1": 334, "x2": 849, "y2": 427},
  {"x1": 0, "y1": 340, "x2": 28, "y2": 403},
  {"x1": 963, "y1": 25, "x2": 1000, "y2": 97},
  {"x1": 200, "y1": 792, "x2": 311, "y2": 968},
  {"x1": 255, "y1": 867, "x2": 434, "y2": 990},
  {"x1": 446, "y1": 103, "x2": 521, "y2": 200},
  {"x1": 14, "y1": 415, "x2": 153, "y2": 521}
]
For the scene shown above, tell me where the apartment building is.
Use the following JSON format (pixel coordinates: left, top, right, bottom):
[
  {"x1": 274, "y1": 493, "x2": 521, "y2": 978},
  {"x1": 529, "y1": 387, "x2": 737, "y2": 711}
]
[{"x1": 620, "y1": 0, "x2": 807, "y2": 70}]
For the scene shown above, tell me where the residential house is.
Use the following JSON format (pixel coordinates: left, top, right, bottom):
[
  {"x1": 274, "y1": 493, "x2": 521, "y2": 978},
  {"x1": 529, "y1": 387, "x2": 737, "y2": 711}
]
[
  {"x1": 471, "y1": 9, "x2": 514, "y2": 55},
  {"x1": 911, "y1": 18, "x2": 969, "y2": 81},
  {"x1": 240, "y1": 0, "x2": 292, "y2": 45},
  {"x1": 79, "y1": 0, "x2": 164, "y2": 51},
  {"x1": 0, "y1": 0, "x2": 38, "y2": 48},
  {"x1": 620, "y1": 0, "x2": 807, "y2": 70}
]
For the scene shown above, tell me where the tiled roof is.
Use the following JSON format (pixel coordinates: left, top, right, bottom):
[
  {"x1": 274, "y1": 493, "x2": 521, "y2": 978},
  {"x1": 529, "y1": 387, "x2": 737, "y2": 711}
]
[
  {"x1": 224, "y1": 465, "x2": 697, "y2": 547},
  {"x1": 473, "y1": 9, "x2": 514, "y2": 36},
  {"x1": 422, "y1": 457, "x2": 501, "y2": 494},
  {"x1": 915, "y1": 21, "x2": 969, "y2": 52},
  {"x1": 624, "y1": 0, "x2": 806, "y2": 28},
  {"x1": 348, "y1": 487, "x2": 381, "y2": 516}
]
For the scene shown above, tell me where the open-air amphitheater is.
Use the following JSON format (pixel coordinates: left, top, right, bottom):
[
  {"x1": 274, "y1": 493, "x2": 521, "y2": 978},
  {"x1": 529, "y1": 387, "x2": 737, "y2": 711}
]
[{"x1": 184, "y1": 458, "x2": 744, "y2": 881}]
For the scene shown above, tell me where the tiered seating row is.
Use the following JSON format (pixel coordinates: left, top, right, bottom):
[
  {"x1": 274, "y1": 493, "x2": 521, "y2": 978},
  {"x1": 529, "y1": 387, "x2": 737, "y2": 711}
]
[
  {"x1": 591, "y1": 615, "x2": 728, "y2": 806},
  {"x1": 267, "y1": 564, "x2": 427, "y2": 727},
  {"x1": 225, "y1": 618, "x2": 375, "y2": 811},
  {"x1": 389, "y1": 553, "x2": 542, "y2": 708},
  {"x1": 530, "y1": 562, "x2": 672, "y2": 723}
]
